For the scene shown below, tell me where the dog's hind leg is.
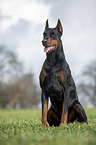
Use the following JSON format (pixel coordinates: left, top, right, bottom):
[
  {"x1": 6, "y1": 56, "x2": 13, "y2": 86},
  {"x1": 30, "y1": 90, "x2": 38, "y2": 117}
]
[{"x1": 73, "y1": 103, "x2": 88, "y2": 123}]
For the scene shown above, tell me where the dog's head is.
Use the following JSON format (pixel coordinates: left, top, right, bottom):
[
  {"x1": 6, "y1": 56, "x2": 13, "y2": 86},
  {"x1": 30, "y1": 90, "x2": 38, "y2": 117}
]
[{"x1": 42, "y1": 19, "x2": 63, "y2": 54}]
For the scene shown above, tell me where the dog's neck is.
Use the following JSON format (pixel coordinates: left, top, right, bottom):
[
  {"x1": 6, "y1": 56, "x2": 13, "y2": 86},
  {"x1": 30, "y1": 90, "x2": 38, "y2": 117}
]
[{"x1": 46, "y1": 41, "x2": 65, "y2": 65}]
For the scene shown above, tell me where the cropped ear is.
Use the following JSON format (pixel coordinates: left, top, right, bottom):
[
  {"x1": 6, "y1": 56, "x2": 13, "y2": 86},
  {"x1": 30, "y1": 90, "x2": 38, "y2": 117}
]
[
  {"x1": 45, "y1": 19, "x2": 49, "y2": 29},
  {"x1": 56, "y1": 19, "x2": 63, "y2": 36}
]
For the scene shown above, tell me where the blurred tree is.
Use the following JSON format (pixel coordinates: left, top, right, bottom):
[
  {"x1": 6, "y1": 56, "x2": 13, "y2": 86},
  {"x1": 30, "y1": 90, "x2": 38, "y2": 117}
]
[
  {"x1": 0, "y1": 45, "x2": 40, "y2": 108},
  {"x1": 0, "y1": 45, "x2": 22, "y2": 81},
  {"x1": 0, "y1": 45, "x2": 22, "y2": 108},
  {"x1": 7, "y1": 74, "x2": 39, "y2": 108},
  {"x1": 0, "y1": 83, "x2": 9, "y2": 108},
  {"x1": 78, "y1": 60, "x2": 96, "y2": 106}
]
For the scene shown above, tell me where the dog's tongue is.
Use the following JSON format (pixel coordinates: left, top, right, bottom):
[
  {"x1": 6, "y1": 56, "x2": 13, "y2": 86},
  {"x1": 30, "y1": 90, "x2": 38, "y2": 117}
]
[{"x1": 44, "y1": 46, "x2": 55, "y2": 53}]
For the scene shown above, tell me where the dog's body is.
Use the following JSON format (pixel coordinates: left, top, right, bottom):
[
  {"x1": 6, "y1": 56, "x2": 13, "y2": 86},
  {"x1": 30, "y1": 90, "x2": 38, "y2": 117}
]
[{"x1": 39, "y1": 19, "x2": 87, "y2": 126}]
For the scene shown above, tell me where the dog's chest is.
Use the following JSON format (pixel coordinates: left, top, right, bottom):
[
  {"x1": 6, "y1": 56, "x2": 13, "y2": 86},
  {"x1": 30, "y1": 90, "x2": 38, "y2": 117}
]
[{"x1": 44, "y1": 72, "x2": 64, "y2": 99}]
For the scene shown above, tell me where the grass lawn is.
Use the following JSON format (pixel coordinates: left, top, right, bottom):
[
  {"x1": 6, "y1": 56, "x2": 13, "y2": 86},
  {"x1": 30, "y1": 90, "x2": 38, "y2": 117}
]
[{"x1": 0, "y1": 108, "x2": 96, "y2": 145}]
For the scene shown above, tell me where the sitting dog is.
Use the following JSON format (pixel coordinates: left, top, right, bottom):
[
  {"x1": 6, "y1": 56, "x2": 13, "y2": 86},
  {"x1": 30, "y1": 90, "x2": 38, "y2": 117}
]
[{"x1": 39, "y1": 19, "x2": 87, "y2": 126}]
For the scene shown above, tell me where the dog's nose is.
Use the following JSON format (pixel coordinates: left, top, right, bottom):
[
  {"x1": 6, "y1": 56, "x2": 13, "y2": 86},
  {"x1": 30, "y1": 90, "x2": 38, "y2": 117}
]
[{"x1": 42, "y1": 39, "x2": 48, "y2": 46}]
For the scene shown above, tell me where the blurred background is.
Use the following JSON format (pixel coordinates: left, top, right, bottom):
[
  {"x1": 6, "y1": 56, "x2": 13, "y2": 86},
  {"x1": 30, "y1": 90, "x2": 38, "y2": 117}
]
[{"x1": 0, "y1": 0, "x2": 96, "y2": 109}]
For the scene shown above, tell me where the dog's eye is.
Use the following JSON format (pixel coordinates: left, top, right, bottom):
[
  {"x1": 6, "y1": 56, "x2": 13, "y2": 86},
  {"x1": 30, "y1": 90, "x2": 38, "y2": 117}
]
[
  {"x1": 43, "y1": 32, "x2": 47, "y2": 36},
  {"x1": 50, "y1": 32, "x2": 55, "y2": 37}
]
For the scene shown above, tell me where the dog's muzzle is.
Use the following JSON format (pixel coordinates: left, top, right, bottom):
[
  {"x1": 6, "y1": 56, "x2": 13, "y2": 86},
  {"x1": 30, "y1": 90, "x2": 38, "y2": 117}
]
[{"x1": 42, "y1": 39, "x2": 55, "y2": 53}]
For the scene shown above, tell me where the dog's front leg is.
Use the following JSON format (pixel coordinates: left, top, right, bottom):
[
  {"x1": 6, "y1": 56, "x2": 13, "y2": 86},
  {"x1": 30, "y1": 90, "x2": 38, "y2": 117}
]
[
  {"x1": 61, "y1": 102, "x2": 68, "y2": 125},
  {"x1": 60, "y1": 88, "x2": 69, "y2": 125},
  {"x1": 41, "y1": 92, "x2": 48, "y2": 127}
]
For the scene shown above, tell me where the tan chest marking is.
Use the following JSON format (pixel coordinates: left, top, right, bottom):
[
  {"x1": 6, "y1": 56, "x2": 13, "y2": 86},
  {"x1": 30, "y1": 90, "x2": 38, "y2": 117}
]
[
  {"x1": 40, "y1": 71, "x2": 47, "y2": 85},
  {"x1": 54, "y1": 71, "x2": 65, "y2": 83}
]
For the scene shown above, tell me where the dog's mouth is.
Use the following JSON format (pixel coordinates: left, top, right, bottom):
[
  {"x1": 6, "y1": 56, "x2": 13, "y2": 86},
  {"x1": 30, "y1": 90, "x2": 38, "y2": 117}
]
[{"x1": 44, "y1": 45, "x2": 55, "y2": 53}]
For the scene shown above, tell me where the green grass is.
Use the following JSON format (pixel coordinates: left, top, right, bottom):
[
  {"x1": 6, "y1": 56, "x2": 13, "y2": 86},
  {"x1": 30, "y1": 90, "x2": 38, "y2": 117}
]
[{"x1": 0, "y1": 108, "x2": 96, "y2": 145}]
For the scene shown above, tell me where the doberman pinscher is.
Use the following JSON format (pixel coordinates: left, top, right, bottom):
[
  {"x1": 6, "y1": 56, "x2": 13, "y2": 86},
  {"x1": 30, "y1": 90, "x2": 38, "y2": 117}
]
[{"x1": 39, "y1": 19, "x2": 87, "y2": 127}]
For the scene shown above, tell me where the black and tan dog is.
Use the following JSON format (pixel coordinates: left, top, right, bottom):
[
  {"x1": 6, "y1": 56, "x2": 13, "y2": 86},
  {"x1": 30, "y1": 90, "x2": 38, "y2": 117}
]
[{"x1": 39, "y1": 19, "x2": 87, "y2": 127}]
